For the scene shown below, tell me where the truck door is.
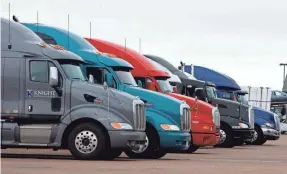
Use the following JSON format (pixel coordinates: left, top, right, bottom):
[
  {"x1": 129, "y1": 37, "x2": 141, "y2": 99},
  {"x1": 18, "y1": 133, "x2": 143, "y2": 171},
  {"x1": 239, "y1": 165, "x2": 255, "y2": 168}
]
[{"x1": 25, "y1": 59, "x2": 65, "y2": 119}]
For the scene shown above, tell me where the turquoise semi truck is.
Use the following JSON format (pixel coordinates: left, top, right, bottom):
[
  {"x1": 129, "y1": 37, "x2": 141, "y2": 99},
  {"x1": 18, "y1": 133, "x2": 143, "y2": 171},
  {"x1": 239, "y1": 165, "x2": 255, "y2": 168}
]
[{"x1": 24, "y1": 23, "x2": 191, "y2": 159}]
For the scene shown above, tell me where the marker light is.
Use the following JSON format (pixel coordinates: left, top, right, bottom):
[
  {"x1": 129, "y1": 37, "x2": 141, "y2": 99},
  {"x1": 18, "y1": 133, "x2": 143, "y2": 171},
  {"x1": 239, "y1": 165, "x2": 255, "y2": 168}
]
[
  {"x1": 49, "y1": 44, "x2": 65, "y2": 50},
  {"x1": 96, "y1": 51, "x2": 103, "y2": 55},
  {"x1": 38, "y1": 43, "x2": 47, "y2": 48}
]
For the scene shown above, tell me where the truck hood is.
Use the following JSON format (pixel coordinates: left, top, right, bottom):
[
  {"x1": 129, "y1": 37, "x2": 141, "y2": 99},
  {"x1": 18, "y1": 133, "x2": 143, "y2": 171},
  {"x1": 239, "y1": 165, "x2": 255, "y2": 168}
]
[
  {"x1": 167, "y1": 92, "x2": 213, "y2": 123},
  {"x1": 123, "y1": 85, "x2": 183, "y2": 124},
  {"x1": 212, "y1": 97, "x2": 250, "y2": 124},
  {"x1": 71, "y1": 81, "x2": 138, "y2": 124},
  {"x1": 253, "y1": 106, "x2": 275, "y2": 123}
]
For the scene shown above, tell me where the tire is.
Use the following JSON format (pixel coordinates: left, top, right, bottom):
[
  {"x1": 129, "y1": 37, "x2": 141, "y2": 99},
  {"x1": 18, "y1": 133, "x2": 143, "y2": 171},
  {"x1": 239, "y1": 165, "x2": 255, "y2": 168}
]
[
  {"x1": 98, "y1": 149, "x2": 122, "y2": 160},
  {"x1": 124, "y1": 126, "x2": 166, "y2": 159},
  {"x1": 186, "y1": 145, "x2": 199, "y2": 153},
  {"x1": 150, "y1": 149, "x2": 167, "y2": 159},
  {"x1": 68, "y1": 123, "x2": 107, "y2": 160},
  {"x1": 215, "y1": 124, "x2": 235, "y2": 148},
  {"x1": 234, "y1": 139, "x2": 244, "y2": 146},
  {"x1": 252, "y1": 126, "x2": 266, "y2": 145},
  {"x1": 282, "y1": 131, "x2": 286, "y2": 134}
]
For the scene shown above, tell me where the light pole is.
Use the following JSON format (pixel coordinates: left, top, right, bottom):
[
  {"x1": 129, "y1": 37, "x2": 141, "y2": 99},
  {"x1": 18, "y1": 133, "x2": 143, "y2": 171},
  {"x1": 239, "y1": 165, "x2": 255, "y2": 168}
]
[{"x1": 280, "y1": 63, "x2": 287, "y2": 84}]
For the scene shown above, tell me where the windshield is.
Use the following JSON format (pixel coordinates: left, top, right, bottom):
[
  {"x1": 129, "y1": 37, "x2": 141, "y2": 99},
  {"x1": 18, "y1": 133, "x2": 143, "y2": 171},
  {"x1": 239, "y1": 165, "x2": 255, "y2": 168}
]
[
  {"x1": 206, "y1": 86, "x2": 217, "y2": 99},
  {"x1": 156, "y1": 79, "x2": 173, "y2": 92},
  {"x1": 237, "y1": 94, "x2": 249, "y2": 105},
  {"x1": 58, "y1": 60, "x2": 87, "y2": 81},
  {"x1": 115, "y1": 70, "x2": 138, "y2": 86}
]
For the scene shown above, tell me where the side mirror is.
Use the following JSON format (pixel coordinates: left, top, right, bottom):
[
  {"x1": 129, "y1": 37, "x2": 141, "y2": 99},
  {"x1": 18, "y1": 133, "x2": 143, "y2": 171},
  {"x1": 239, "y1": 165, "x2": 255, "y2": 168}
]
[
  {"x1": 103, "y1": 81, "x2": 108, "y2": 90},
  {"x1": 88, "y1": 74, "x2": 94, "y2": 83},
  {"x1": 105, "y1": 73, "x2": 113, "y2": 87},
  {"x1": 137, "y1": 80, "x2": 143, "y2": 88},
  {"x1": 172, "y1": 86, "x2": 178, "y2": 93},
  {"x1": 49, "y1": 66, "x2": 58, "y2": 87},
  {"x1": 195, "y1": 88, "x2": 206, "y2": 101},
  {"x1": 147, "y1": 82, "x2": 156, "y2": 91}
]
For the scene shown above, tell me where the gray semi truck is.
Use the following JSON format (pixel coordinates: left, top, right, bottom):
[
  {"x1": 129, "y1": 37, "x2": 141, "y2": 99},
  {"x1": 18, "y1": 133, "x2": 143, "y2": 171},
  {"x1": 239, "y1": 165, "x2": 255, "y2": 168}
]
[
  {"x1": 1, "y1": 18, "x2": 147, "y2": 160},
  {"x1": 145, "y1": 55, "x2": 255, "y2": 148}
]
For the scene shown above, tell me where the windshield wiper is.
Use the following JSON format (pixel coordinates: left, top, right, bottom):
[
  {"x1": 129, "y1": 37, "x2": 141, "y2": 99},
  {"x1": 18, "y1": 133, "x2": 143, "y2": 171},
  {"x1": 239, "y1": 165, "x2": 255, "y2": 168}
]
[
  {"x1": 123, "y1": 82, "x2": 136, "y2": 86},
  {"x1": 71, "y1": 78, "x2": 88, "y2": 82}
]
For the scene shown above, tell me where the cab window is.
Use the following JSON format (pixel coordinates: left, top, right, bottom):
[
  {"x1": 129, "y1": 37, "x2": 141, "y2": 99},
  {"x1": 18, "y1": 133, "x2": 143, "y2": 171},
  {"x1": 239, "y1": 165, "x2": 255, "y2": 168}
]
[
  {"x1": 134, "y1": 77, "x2": 146, "y2": 88},
  {"x1": 30, "y1": 61, "x2": 48, "y2": 83},
  {"x1": 86, "y1": 67, "x2": 117, "y2": 88}
]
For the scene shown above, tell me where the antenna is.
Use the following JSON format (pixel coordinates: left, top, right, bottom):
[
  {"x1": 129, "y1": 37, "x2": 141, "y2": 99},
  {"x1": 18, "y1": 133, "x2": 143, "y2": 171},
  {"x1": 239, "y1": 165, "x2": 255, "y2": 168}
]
[
  {"x1": 90, "y1": 21, "x2": 92, "y2": 39},
  {"x1": 37, "y1": 11, "x2": 39, "y2": 33},
  {"x1": 8, "y1": 2, "x2": 11, "y2": 49},
  {"x1": 139, "y1": 37, "x2": 141, "y2": 53},
  {"x1": 68, "y1": 14, "x2": 70, "y2": 51},
  {"x1": 124, "y1": 38, "x2": 127, "y2": 53}
]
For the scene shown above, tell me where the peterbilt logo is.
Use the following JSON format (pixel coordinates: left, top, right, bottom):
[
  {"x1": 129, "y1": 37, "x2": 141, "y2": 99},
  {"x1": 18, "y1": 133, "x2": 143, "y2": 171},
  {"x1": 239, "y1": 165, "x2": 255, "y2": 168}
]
[{"x1": 27, "y1": 90, "x2": 56, "y2": 98}]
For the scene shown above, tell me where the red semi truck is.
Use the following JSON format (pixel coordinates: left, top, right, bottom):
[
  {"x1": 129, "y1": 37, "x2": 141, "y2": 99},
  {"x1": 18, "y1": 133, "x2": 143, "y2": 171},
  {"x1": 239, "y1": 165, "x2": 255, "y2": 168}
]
[{"x1": 86, "y1": 38, "x2": 220, "y2": 152}]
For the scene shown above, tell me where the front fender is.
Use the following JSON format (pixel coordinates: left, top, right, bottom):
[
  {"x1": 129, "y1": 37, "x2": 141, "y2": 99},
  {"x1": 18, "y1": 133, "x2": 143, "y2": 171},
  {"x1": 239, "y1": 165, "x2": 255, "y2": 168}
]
[
  {"x1": 67, "y1": 104, "x2": 132, "y2": 131},
  {"x1": 255, "y1": 116, "x2": 270, "y2": 127},
  {"x1": 220, "y1": 115, "x2": 249, "y2": 128},
  {"x1": 145, "y1": 107, "x2": 179, "y2": 131}
]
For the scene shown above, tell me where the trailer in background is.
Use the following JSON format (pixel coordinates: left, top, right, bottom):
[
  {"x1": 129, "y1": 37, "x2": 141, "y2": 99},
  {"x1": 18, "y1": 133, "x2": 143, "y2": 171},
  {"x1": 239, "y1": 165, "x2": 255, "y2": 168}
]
[{"x1": 240, "y1": 86, "x2": 272, "y2": 111}]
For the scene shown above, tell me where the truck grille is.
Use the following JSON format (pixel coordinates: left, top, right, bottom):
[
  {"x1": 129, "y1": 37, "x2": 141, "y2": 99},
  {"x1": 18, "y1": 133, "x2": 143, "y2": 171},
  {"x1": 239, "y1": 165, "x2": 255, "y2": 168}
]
[
  {"x1": 181, "y1": 107, "x2": 191, "y2": 132},
  {"x1": 274, "y1": 114, "x2": 281, "y2": 131},
  {"x1": 248, "y1": 107, "x2": 255, "y2": 129},
  {"x1": 212, "y1": 108, "x2": 221, "y2": 127},
  {"x1": 133, "y1": 102, "x2": 146, "y2": 131}
]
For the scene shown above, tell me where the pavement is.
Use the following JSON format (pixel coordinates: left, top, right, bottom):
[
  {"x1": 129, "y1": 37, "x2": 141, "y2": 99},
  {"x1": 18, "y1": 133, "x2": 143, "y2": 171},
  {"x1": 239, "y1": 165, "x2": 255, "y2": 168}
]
[{"x1": 1, "y1": 135, "x2": 287, "y2": 174}]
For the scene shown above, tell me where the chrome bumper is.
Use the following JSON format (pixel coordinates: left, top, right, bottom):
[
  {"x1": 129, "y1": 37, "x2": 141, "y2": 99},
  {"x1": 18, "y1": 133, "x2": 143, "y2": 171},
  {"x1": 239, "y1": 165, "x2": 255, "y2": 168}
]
[{"x1": 261, "y1": 127, "x2": 280, "y2": 139}]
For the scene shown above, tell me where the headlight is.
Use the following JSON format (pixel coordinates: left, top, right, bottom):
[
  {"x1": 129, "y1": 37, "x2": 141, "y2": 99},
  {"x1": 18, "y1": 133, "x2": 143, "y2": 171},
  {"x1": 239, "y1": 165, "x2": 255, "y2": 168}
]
[
  {"x1": 160, "y1": 124, "x2": 180, "y2": 131},
  {"x1": 238, "y1": 123, "x2": 249, "y2": 129},
  {"x1": 111, "y1": 122, "x2": 133, "y2": 130},
  {"x1": 262, "y1": 122, "x2": 275, "y2": 128}
]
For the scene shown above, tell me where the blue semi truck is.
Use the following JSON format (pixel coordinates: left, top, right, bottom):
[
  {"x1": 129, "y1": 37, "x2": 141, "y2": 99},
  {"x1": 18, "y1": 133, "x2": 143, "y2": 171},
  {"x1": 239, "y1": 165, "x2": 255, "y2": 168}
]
[
  {"x1": 184, "y1": 64, "x2": 281, "y2": 145},
  {"x1": 23, "y1": 23, "x2": 191, "y2": 159}
]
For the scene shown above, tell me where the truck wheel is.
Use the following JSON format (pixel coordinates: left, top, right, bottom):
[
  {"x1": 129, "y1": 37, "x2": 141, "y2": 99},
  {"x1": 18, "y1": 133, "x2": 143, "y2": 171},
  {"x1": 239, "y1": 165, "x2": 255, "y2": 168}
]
[
  {"x1": 252, "y1": 126, "x2": 266, "y2": 145},
  {"x1": 98, "y1": 149, "x2": 122, "y2": 160},
  {"x1": 234, "y1": 139, "x2": 244, "y2": 146},
  {"x1": 124, "y1": 126, "x2": 166, "y2": 159},
  {"x1": 215, "y1": 125, "x2": 234, "y2": 148},
  {"x1": 150, "y1": 149, "x2": 167, "y2": 159},
  {"x1": 68, "y1": 123, "x2": 107, "y2": 160},
  {"x1": 186, "y1": 145, "x2": 199, "y2": 153}
]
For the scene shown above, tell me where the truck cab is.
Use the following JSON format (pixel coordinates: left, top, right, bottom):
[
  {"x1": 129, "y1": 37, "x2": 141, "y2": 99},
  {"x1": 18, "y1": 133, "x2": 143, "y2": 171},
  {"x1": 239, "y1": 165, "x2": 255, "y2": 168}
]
[
  {"x1": 23, "y1": 23, "x2": 191, "y2": 159},
  {"x1": 86, "y1": 38, "x2": 220, "y2": 153},
  {"x1": 145, "y1": 55, "x2": 255, "y2": 148},
  {"x1": 231, "y1": 90, "x2": 280, "y2": 144},
  {"x1": 1, "y1": 18, "x2": 147, "y2": 160}
]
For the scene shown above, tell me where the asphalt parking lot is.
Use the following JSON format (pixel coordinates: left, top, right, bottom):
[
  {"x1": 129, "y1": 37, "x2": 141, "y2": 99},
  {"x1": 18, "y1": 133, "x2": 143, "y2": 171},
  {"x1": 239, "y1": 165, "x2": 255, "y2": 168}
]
[{"x1": 1, "y1": 135, "x2": 287, "y2": 174}]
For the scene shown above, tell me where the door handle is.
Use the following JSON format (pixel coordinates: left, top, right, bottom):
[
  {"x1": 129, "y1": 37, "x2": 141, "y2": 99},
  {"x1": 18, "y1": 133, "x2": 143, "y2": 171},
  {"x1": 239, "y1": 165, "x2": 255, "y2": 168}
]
[{"x1": 28, "y1": 105, "x2": 33, "y2": 112}]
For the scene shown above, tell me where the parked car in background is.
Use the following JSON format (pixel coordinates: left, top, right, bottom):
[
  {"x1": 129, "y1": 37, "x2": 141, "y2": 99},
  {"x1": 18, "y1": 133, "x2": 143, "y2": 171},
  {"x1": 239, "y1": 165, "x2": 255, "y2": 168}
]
[{"x1": 271, "y1": 90, "x2": 287, "y2": 105}]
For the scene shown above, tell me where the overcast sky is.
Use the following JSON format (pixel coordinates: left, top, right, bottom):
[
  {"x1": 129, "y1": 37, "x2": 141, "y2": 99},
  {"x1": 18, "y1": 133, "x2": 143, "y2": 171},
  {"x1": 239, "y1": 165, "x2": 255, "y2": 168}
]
[{"x1": 1, "y1": 0, "x2": 287, "y2": 90}]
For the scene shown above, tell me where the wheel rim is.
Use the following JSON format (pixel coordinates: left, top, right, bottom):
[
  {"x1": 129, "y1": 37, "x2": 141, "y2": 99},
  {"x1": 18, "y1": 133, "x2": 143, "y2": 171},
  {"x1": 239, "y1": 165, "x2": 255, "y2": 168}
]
[
  {"x1": 219, "y1": 129, "x2": 227, "y2": 144},
  {"x1": 75, "y1": 130, "x2": 98, "y2": 154},
  {"x1": 132, "y1": 136, "x2": 149, "y2": 153},
  {"x1": 251, "y1": 130, "x2": 258, "y2": 142}
]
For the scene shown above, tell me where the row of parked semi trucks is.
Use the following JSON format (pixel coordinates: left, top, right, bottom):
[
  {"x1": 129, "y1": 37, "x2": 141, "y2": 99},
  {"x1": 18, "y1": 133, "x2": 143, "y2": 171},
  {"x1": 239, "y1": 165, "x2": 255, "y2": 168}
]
[{"x1": 0, "y1": 17, "x2": 281, "y2": 160}]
